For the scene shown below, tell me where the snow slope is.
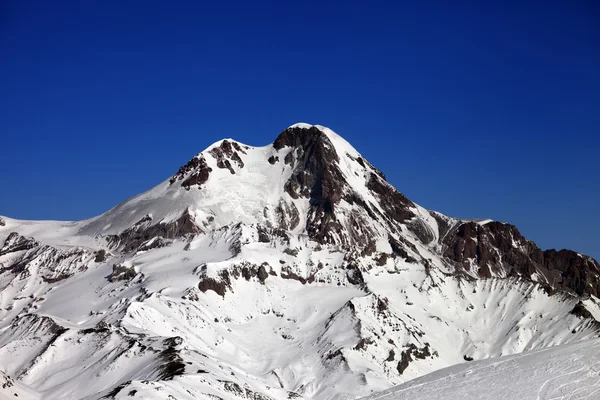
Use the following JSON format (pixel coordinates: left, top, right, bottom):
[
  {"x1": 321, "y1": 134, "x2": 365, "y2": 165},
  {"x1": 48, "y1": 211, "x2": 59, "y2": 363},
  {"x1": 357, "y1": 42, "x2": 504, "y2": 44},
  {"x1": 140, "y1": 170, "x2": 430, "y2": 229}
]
[
  {"x1": 0, "y1": 123, "x2": 599, "y2": 399},
  {"x1": 363, "y1": 338, "x2": 600, "y2": 400}
]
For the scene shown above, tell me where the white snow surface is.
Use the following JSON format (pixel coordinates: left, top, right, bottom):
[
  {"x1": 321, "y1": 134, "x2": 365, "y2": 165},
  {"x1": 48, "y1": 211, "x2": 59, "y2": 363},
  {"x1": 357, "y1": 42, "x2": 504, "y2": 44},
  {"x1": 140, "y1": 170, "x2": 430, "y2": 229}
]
[
  {"x1": 363, "y1": 338, "x2": 600, "y2": 400},
  {"x1": 0, "y1": 124, "x2": 598, "y2": 400}
]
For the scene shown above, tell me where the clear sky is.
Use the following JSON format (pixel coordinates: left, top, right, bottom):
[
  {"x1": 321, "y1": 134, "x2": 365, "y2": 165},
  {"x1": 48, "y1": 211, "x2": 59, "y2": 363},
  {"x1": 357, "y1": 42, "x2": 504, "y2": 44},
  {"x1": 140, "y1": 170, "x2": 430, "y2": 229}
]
[{"x1": 1, "y1": 1, "x2": 599, "y2": 260}]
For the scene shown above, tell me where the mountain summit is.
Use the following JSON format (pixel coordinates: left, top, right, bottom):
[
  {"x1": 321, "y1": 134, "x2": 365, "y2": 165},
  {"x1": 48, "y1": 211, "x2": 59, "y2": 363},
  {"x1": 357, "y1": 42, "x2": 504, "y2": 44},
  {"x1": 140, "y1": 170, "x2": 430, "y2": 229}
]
[{"x1": 1, "y1": 124, "x2": 599, "y2": 399}]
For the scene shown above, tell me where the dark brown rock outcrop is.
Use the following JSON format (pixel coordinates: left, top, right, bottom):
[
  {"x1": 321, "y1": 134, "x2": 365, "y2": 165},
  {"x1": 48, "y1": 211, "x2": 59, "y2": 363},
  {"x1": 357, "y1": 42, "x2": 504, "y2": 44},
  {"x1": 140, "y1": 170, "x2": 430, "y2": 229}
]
[
  {"x1": 209, "y1": 140, "x2": 245, "y2": 175},
  {"x1": 105, "y1": 210, "x2": 200, "y2": 253},
  {"x1": 274, "y1": 126, "x2": 393, "y2": 247},
  {"x1": 109, "y1": 263, "x2": 137, "y2": 282},
  {"x1": 441, "y1": 221, "x2": 600, "y2": 296},
  {"x1": 170, "y1": 155, "x2": 213, "y2": 189},
  {"x1": 0, "y1": 232, "x2": 40, "y2": 256},
  {"x1": 198, "y1": 270, "x2": 231, "y2": 297}
]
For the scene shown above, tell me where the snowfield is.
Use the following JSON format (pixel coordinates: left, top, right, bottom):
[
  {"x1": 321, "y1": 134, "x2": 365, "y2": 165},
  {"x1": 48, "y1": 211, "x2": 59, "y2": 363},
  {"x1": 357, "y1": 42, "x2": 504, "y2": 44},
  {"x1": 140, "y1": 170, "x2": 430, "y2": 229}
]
[
  {"x1": 0, "y1": 124, "x2": 599, "y2": 399},
  {"x1": 363, "y1": 338, "x2": 600, "y2": 400}
]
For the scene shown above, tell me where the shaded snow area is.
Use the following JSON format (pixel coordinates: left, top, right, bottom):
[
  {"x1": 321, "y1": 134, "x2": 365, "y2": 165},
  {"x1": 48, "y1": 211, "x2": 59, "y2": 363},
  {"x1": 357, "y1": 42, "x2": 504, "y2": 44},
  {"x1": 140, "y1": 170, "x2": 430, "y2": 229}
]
[
  {"x1": 363, "y1": 339, "x2": 600, "y2": 400},
  {"x1": 1, "y1": 124, "x2": 599, "y2": 400}
]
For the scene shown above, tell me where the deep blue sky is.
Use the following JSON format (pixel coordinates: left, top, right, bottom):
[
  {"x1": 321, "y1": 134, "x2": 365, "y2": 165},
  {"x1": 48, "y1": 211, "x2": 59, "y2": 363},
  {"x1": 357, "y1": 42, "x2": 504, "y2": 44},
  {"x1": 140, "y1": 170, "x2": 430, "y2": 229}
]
[{"x1": 1, "y1": 1, "x2": 599, "y2": 260}]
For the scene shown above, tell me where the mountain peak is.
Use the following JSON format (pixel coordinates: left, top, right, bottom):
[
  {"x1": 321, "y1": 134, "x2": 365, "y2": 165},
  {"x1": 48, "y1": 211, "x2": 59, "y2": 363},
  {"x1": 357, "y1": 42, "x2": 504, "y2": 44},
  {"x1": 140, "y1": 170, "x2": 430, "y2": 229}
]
[{"x1": 2, "y1": 123, "x2": 600, "y2": 400}]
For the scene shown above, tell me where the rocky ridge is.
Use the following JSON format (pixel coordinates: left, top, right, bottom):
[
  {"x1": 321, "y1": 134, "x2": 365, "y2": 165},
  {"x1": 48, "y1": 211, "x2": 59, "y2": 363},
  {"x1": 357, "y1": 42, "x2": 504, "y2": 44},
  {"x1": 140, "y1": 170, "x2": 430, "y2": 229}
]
[{"x1": 0, "y1": 123, "x2": 598, "y2": 400}]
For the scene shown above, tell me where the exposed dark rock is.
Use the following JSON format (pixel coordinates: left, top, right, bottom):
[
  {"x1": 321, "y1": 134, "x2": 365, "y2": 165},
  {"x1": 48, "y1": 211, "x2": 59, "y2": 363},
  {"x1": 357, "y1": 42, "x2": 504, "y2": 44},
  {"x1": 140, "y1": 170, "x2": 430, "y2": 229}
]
[
  {"x1": 284, "y1": 150, "x2": 295, "y2": 165},
  {"x1": 104, "y1": 383, "x2": 127, "y2": 398},
  {"x1": 326, "y1": 349, "x2": 344, "y2": 360},
  {"x1": 137, "y1": 237, "x2": 172, "y2": 252},
  {"x1": 42, "y1": 274, "x2": 73, "y2": 283},
  {"x1": 346, "y1": 264, "x2": 365, "y2": 285},
  {"x1": 375, "y1": 253, "x2": 389, "y2": 266},
  {"x1": 109, "y1": 264, "x2": 137, "y2": 282},
  {"x1": 408, "y1": 220, "x2": 436, "y2": 245},
  {"x1": 280, "y1": 267, "x2": 308, "y2": 284},
  {"x1": 209, "y1": 140, "x2": 245, "y2": 175},
  {"x1": 240, "y1": 265, "x2": 255, "y2": 280},
  {"x1": 396, "y1": 343, "x2": 433, "y2": 375},
  {"x1": 13, "y1": 314, "x2": 65, "y2": 336},
  {"x1": 157, "y1": 346, "x2": 186, "y2": 380},
  {"x1": 385, "y1": 349, "x2": 395, "y2": 362},
  {"x1": 198, "y1": 278, "x2": 227, "y2": 296},
  {"x1": 94, "y1": 249, "x2": 107, "y2": 263},
  {"x1": 571, "y1": 301, "x2": 594, "y2": 319},
  {"x1": 0, "y1": 233, "x2": 40, "y2": 256},
  {"x1": 243, "y1": 388, "x2": 273, "y2": 400},
  {"x1": 273, "y1": 126, "x2": 347, "y2": 245},
  {"x1": 80, "y1": 320, "x2": 111, "y2": 335},
  {"x1": 353, "y1": 337, "x2": 374, "y2": 351},
  {"x1": 0, "y1": 217, "x2": 5, "y2": 226},
  {"x1": 257, "y1": 265, "x2": 268, "y2": 283},
  {"x1": 257, "y1": 227, "x2": 270, "y2": 243},
  {"x1": 220, "y1": 381, "x2": 244, "y2": 397},
  {"x1": 543, "y1": 249, "x2": 600, "y2": 296},
  {"x1": 170, "y1": 155, "x2": 213, "y2": 189},
  {"x1": 219, "y1": 380, "x2": 268, "y2": 398},
  {"x1": 105, "y1": 209, "x2": 200, "y2": 253},
  {"x1": 361, "y1": 240, "x2": 377, "y2": 257},
  {"x1": 344, "y1": 192, "x2": 380, "y2": 223},
  {"x1": 274, "y1": 201, "x2": 300, "y2": 231},
  {"x1": 411, "y1": 343, "x2": 431, "y2": 359},
  {"x1": 268, "y1": 155, "x2": 279, "y2": 164},
  {"x1": 162, "y1": 336, "x2": 183, "y2": 347},
  {"x1": 0, "y1": 243, "x2": 88, "y2": 281},
  {"x1": 256, "y1": 225, "x2": 290, "y2": 245},
  {"x1": 397, "y1": 351, "x2": 412, "y2": 375},
  {"x1": 283, "y1": 248, "x2": 299, "y2": 257},
  {"x1": 198, "y1": 270, "x2": 231, "y2": 297},
  {"x1": 230, "y1": 152, "x2": 244, "y2": 168},
  {"x1": 431, "y1": 212, "x2": 455, "y2": 241},
  {"x1": 463, "y1": 355, "x2": 474, "y2": 361},
  {"x1": 377, "y1": 297, "x2": 389, "y2": 314},
  {"x1": 366, "y1": 173, "x2": 415, "y2": 225},
  {"x1": 216, "y1": 158, "x2": 235, "y2": 174},
  {"x1": 441, "y1": 221, "x2": 600, "y2": 296}
]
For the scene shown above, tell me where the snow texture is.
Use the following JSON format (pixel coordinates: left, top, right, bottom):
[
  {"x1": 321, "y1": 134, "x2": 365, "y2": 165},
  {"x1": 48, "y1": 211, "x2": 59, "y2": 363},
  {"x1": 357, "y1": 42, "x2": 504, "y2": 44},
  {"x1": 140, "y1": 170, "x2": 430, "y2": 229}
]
[{"x1": 0, "y1": 124, "x2": 598, "y2": 400}]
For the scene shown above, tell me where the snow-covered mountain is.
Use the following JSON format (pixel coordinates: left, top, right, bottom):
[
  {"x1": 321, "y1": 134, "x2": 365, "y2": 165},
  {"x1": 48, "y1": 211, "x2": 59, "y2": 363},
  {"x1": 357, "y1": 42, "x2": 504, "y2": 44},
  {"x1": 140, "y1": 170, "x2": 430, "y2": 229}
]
[
  {"x1": 362, "y1": 338, "x2": 600, "y2": 400},
  {"x1": 1, "y1": 123, "x2": 599, "y2": 400}
]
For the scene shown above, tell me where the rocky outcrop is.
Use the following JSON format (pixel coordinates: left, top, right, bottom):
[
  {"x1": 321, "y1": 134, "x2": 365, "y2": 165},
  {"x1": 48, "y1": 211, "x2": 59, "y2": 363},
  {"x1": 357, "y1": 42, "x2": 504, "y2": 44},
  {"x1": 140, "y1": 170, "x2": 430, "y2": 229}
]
[
  {"x1": 108, "y1": 263, "x2": 137, "y2": 282},
  {"x1": 105, "y1": 210, "x2": 200, "y2": 253},
  {"x1": 366, "y1": 173, "x2": 415, "y2": 226},
  {"x1": 0, "y1": 232, "x2": 40, "y2": 256},
  {"x1": 543, "y1": 249, "x2": 600, "y2": 296},
  {"x1": 274, "y1": 126, "x2": 347, "y2": 245},
  {"x1": 209, "y1": 140, "x2": 246, "y2": 174},
  {"x1": 0, "y1": 238, "x2": 90, "y2": 283},
  {"x1": 396, "y1": 343, "x2": 434, "y2": 375},
  {"x1": 170, "y1": 155, "x2": 212, "y2": 189},
  {"x1": 441, "y1": 221, "x2": 600, "y2": 296}
]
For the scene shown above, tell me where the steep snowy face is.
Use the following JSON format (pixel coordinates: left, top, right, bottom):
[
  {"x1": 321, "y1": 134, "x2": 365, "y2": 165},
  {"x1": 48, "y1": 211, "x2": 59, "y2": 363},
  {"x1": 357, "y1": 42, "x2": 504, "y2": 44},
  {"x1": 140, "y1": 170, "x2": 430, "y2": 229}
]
[
  {"x1": 270, "y1": 124, "x2": 419, "y2": 247},
  {"x1": 1, "y1": 123, "x2": 600, "y2": 400},
  {"x1": 77, "y1": 124, "x2": 431, "y2": 253},
  {"x1": 362, "y1": 338, "x2": 600, "y2": 400}
]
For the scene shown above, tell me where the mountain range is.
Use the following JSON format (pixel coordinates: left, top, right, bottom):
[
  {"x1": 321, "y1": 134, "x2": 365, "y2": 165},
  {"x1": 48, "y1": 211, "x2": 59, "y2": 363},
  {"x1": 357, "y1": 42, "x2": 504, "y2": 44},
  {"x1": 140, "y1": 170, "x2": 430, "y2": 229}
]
[{"x1": 1, "y1": 123, "x2": 599, "y2": 399}]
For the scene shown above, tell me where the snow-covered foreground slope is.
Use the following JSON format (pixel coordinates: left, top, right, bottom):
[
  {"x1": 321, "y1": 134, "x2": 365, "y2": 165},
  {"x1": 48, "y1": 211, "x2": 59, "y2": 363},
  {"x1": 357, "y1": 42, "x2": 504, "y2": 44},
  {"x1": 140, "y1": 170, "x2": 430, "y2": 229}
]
[
  {"x1": 363, "y1": 339, "x2": 600, "y2": 400},
  {"x1": 1, "y1": 124, "x2": 599, "y2": 399}
]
